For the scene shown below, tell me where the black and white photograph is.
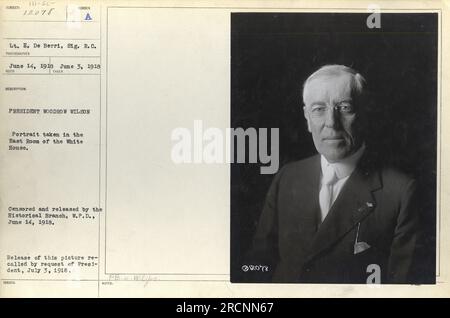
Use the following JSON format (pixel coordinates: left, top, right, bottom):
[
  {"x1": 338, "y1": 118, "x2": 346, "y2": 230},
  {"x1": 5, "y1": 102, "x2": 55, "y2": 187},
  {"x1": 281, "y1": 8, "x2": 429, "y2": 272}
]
[
  {"x1": 231, "y1": 12, "x2": 438, "y2": 284},
  {"x1": 3, "y1": 0, "x2": 449, "y2": 299}
]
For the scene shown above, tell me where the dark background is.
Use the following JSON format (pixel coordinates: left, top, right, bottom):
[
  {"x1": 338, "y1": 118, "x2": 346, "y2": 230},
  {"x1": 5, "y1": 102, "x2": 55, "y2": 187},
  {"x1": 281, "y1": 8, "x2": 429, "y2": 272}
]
[{"x1": 230, "y1": 13, "x2": 438, "y2": 282}]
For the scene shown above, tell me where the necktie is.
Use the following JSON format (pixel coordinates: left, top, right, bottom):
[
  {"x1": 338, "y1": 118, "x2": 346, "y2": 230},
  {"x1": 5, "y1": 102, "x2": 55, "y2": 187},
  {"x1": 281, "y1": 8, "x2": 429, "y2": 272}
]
[{"x1": 319, "y1": 164, "x2": 338, "y2": 222}]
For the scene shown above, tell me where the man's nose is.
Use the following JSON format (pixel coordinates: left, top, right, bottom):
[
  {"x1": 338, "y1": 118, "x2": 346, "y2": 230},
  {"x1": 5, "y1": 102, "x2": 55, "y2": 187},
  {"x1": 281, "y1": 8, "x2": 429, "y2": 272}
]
[{"x1": 324, "y1": 106, "x2": 340, "y2": 129}]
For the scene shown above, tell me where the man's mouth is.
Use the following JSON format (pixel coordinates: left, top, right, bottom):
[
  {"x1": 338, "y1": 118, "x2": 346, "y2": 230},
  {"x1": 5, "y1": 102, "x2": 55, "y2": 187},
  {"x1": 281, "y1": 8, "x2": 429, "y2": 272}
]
[
  {"x1": 323, "y1": 136, "x2": 344, "y2": 141},
  {"x1": 322, "y1": 136, "x2": 345, "y2": 145}
]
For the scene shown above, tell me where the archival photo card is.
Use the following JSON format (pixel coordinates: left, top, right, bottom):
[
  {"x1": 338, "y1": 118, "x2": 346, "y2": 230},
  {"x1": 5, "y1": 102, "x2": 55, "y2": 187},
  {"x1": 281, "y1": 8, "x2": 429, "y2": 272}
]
[{"x1": 230, "y1": 12, "x2": 438, "y2": 284}]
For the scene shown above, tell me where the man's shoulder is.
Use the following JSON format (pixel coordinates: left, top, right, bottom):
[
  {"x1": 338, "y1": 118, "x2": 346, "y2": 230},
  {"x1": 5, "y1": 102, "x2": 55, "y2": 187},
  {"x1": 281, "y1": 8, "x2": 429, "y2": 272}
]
[
  {"x1": 358, "y1": 150, "x2": 416, "y2": 195},
  {"x1": 377, "y1": 164, "x2": 416, "y2": 191},
  {"x1": 358, "y1": 149, "x2": 414, "y2": 184},
  {"x1": 274, "y1": 154, "x2": 320, "y2": 182},
  {"x1": 283, "y1": 154, "x2": 319, "y2": 171}
]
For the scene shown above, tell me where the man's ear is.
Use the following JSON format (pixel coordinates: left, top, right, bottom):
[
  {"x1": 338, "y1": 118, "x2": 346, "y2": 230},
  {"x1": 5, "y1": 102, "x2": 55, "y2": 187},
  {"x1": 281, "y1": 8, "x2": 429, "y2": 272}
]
[{"x1": 303, "y1": 106, "x2": 312, "y2": 132}]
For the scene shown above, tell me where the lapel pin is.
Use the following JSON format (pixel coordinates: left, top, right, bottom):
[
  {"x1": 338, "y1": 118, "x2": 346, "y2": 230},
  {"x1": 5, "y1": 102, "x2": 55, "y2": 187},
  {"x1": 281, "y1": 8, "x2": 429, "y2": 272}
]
[{"x1": 357, "y1": 202, "x2": 374, "y2": 213}]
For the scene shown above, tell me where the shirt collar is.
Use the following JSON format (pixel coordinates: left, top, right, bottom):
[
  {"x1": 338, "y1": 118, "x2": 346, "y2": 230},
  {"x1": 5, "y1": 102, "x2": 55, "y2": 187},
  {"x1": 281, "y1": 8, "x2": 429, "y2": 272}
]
[{"x1": 321, "y1": 144, "x2": 366, "y2": 180}]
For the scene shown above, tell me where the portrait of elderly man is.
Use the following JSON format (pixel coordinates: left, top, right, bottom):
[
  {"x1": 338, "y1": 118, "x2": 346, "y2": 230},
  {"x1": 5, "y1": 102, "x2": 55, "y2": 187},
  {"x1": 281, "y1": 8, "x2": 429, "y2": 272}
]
[{"x1": 245, "y1": 64, "x2": 423, "y2": 284}]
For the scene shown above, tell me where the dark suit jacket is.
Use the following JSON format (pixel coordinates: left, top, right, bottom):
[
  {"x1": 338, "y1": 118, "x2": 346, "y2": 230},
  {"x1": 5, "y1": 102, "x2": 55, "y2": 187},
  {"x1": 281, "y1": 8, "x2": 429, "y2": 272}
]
[{"x1": 245, "y1": 152, "x2": 423, "y2": 284}]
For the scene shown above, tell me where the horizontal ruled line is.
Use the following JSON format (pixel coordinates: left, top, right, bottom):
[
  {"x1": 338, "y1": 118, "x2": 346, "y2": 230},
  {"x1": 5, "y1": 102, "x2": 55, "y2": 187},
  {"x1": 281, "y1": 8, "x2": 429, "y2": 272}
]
[
  {"x1": 3, "y1": 56, "x2": 100, "y2": 58},
  {"x1": 3, "y1": 38, "x2": 100, "y2": 40}
]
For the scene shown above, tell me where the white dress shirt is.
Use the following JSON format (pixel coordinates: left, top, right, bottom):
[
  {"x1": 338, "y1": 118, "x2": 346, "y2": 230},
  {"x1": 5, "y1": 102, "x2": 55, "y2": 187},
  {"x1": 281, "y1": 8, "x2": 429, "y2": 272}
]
[{"x1": 319, "y1": 144, "x2": 366, "y2": 220}]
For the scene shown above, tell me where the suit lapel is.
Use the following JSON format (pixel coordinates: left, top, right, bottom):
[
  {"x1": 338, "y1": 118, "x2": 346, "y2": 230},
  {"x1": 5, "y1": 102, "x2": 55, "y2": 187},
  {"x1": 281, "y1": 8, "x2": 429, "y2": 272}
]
[{"x1": 305, "y1": 155, "x2": 382, "y2": 263}]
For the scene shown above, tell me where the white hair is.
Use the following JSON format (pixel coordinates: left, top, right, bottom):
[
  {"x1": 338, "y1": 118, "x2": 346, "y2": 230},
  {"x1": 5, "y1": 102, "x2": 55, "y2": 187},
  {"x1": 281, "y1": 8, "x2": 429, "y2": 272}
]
[{"x1": 302, "y1": 64, "x2": 367, "y2": 103}]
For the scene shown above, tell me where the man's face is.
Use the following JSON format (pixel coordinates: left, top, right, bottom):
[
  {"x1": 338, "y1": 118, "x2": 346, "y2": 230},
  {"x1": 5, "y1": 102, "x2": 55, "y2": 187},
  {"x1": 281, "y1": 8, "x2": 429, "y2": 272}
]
[{"x1": 303, "y1": 74, "x2": 364, "y2": 163}]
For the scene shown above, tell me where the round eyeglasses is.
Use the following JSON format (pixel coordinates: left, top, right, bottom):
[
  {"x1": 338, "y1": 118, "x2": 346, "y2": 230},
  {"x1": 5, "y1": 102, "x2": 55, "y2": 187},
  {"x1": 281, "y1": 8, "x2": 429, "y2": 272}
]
[{"x1": 305, "y1": 102, "x2": 355, "y2": 119}]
